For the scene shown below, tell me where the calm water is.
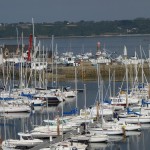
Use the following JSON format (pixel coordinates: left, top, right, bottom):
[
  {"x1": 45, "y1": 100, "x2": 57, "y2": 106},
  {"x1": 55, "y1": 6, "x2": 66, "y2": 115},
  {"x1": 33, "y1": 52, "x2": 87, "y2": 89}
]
[
  {"x1": 1, "y1": 36, "x2": 150, "y2": 150},
  {"x1": 1, "y1": 35, "x2": 150, "y2": 57}
]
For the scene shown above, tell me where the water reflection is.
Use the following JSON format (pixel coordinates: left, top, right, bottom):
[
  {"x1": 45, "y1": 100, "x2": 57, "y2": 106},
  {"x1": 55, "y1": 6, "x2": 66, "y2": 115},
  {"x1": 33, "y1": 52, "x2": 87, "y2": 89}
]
[
  {"x1": 88, "y1": 143, "x2": 109, "y2": 150},
  {"x1": 0, "y1": 112, "x2": 30, "y2": 119}
]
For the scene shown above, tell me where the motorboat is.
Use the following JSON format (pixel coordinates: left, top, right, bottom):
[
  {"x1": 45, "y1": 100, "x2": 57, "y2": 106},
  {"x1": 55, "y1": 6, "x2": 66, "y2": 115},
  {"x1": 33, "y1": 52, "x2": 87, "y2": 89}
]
[{"x1": 2, "y1": 132, "x2": 43, "y2": 149}]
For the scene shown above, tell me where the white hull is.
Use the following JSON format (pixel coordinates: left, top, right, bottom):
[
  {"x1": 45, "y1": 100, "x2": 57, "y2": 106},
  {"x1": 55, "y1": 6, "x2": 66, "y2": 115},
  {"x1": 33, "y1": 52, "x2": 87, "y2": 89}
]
[
  {"x1": 108, "y1": 135, "x2": 123, "y2": 142},
  {"x1": 102, "y1": 120, "x2": 141, "y2": 131},
  {"x1": 40, "y1": 141, "x2": 87, "y2": 150},
  {"x1": 119, "y1": 116, "x2": 150, "y2": 123},
  {"x1": 71, "y1": 135, "x2": 90, "y2": 141},
  {"x1": 33, "y1": 125, "x2": 72, "y2": 133},
  {"x1": 89, "y1": 128, "x2": 123, "y2": 135},
  {"x1": 2, "y1": 132, "x2": 43, "y2": 150},
  {"x1": 123, "y1": 124, "x2": 141, "y2": 131},
  {"x1": 2, "y1": 139, "x2": 43, "y2": 149},
  {"x1": 88, "y1": 135, "x2": 108, "y2": 143},
  {"x1": 31, "y1": 131, "x2": 63, "y2": 138},
  {"x1": 0, "y1": 105, "x2": 31, "y2": 113}
]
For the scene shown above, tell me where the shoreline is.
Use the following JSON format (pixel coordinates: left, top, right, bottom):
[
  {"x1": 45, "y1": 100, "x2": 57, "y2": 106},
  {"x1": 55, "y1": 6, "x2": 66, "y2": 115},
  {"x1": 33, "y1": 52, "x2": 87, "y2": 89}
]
[{"x1": 1, "y1": 34, "x2": 150, "y2": 40}]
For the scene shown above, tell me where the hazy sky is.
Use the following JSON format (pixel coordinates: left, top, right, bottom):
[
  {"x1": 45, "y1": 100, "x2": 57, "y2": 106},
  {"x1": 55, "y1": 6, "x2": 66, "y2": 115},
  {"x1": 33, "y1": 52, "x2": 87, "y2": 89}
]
[{"x1": 1, "y1": 0, "x2": 150, "y2": 23}]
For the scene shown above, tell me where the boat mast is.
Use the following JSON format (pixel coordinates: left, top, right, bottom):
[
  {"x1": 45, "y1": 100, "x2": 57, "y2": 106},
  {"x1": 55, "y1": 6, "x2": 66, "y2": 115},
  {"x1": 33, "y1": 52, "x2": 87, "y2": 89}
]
[
  {"x1": 45, "y1": 47, "x2": 48, "y2": 90},
  {"x1": 75, "y1": 65, "x2": 78, "y2": 112},
  {"x1": 55, "y1": 44, "x2": 58, "y2": 88},
  {"x1": 32, "y1": 18, "x2": 35, "y2": 50},
  {"x1": 20, "y1": 32, "x2": 24, "y2": 89},
  {"x1": 42, "y1": 45, "x2": 45, "y2": 88},
  {"x1": 101, "y1": 80, "x2": 104, "y2": 126},
  {"x1": 84, "y1": 83, "x2": 87, "y2": 132},
  {"x1": 97, "y1": 63, "x2": 101, "y2": 103},
  {"x1": 84, "y1": 84, "x2": 86, "y2": 109},
  {"x1": 96, "y1": 63, "x2": 100, "y2": 122},
  {"x1": 13, "y1": 54, "x2": 14, "y2": 89},
  {"x1": 149, "y1": 44, "x2": 150, "y2": 68},
  {"x1": 125, "y1": 50, "x2": 129, "y2": 108},
  {"x1": 1, "y1": 48, "x2": 5, "y2": 89},
  {"x1": 51, "y1": 35, "x2": 54, "y2": 87},
  {"x1": 140, "y1": 45, "x2": 144, "y2": 99},
  {"x1": 113, "y1": 69, "x2": 115, "y2": 97},
  {"x1": 109, "y1": 67, "x2": 111, "y2": 97},
  {"x1": 32, "y1": 18, "x2": 36, "y2": 88},
  {"x1": 141, "y1": 46, "x2": 144, "y2": 90},
  {"x1": 39, "y1": 41, "x2": 41, "y2": 88}
]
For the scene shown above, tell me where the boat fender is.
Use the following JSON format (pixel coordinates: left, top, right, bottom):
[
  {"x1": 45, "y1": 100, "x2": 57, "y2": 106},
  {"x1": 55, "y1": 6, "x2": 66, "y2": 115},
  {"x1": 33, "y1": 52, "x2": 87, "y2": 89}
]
[{"x1": 122, "y1": 125, "x2": 126, "y2": 137}]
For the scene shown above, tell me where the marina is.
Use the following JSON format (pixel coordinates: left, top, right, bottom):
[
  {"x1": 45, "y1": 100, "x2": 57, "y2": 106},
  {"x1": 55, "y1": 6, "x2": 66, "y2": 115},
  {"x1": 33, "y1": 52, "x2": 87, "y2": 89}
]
[{"x1": 1, "y1": 35, "x2": 150, "y2": 150}]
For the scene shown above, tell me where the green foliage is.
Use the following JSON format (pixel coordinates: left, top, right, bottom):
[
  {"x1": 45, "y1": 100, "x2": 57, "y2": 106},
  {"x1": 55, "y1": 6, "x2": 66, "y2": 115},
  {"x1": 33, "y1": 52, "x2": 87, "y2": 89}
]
[{"x1": 1, "y1": 18, "x2": 150, "y2": 37}]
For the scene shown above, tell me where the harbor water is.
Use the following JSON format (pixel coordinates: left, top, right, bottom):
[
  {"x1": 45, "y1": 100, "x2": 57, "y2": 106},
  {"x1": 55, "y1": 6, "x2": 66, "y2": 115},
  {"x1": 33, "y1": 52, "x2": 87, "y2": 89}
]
[{"x1": 1, "y1": 80, "x2": 150, "y2": 150}]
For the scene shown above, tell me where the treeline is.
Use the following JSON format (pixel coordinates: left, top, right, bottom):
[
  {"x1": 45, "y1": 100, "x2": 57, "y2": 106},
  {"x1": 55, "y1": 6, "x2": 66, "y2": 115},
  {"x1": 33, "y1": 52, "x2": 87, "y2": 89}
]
[{"x1": 1, "y1": 18, "x2": 150, "y2": 38}]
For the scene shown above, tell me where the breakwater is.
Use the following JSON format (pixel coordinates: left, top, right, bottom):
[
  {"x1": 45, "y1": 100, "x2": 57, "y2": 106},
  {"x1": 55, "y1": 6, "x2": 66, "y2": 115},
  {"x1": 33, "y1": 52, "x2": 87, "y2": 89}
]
[
  {"x1": 52, "y1": 62, "x2": 150, "y2": 82},
  {"x1": 1, "y1": 62, "x2": 150, "y2": 84}
]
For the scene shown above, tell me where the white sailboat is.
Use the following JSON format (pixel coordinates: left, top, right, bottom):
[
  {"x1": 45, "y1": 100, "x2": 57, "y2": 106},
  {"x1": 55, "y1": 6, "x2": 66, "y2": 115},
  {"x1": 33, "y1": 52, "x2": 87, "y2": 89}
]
[
  {"x1": 102, "y1": 119, "x2": 141, "y2": 131},
  {"x1": 0, "y1": 101, "x2": 31, "y2": 113},
  {"x1": 88, "y1": 64, "x2": 123, "y2": 136},
  {"x1": 89, "y1": 126, "x2": 123, "y2": 135},
  {"x1": 119, "y1": 112, "x2": 150, "y2": 124}
]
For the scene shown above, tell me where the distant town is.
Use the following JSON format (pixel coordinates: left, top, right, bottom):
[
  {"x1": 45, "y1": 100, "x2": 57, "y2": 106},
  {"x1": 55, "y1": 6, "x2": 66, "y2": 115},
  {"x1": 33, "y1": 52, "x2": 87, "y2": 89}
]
[{"x1": 0, "y1": 18, "x2": 150, "y2": 38}]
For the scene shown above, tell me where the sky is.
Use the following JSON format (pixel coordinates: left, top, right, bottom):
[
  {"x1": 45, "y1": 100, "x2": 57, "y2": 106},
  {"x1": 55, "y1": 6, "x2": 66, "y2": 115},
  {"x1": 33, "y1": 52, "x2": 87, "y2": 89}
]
[{"x1": 1, "y1": 0, "x2": 150, "y2": 23}]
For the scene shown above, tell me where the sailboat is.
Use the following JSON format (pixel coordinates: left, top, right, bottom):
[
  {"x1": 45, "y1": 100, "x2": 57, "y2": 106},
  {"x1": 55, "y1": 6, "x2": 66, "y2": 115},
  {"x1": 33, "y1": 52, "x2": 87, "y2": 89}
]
[
  {"x1": 71, "y1": 84, "x2": 109, "y2": 143},
  {"x1": 118, "y1": 46, "x2": 150, "y2": 124},
  {"x1": 0, "y1": 101, "x2": 31, "y2": 113},
  {"x1": 88, "y1": 64, "x2": 124, "y2": 136},
  {"x1": 118, "y1": 107, "x2": 150, "y2": 123}
]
